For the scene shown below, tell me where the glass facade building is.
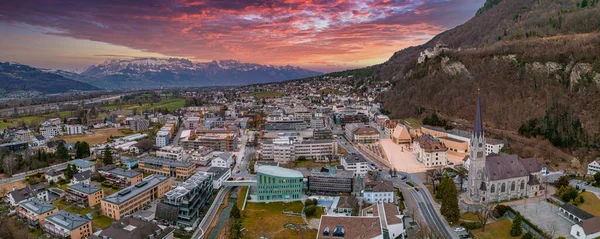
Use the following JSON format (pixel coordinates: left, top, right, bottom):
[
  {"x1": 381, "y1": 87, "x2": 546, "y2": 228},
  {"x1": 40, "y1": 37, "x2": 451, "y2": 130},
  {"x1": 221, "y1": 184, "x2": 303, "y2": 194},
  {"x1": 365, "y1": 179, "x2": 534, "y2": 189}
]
[{"x1": 257, "y1": 166, "x2": 303, "y2": 202}]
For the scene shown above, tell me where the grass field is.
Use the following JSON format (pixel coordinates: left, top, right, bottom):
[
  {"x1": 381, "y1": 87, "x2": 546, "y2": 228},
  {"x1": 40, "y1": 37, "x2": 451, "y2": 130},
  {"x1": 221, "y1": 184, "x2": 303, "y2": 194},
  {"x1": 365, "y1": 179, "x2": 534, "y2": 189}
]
[
  {"x1": 578, "y1": 191, "x2": 600, "y2": 216},
  {"x1": 0, "y1": 111, "x2": 73, "y2": 129},
  {"x1": 241, "y1": 201, "x2": 315, "y2": 239},
  {"x1": 92, "y1": 215, "x2": 114, "y2": 230},
  {"x1": 99, "y1": 184, "x2": 120, "y2": 196},
  {"x1": 101, "y1": 98, "x2": 184, "y2": 111},
  {"x1": 460, "y1": 212, "x2": 479, "y2": 222},
  {"x1": 0, "y1": 179, "x2": 27, "y2": 197},
  {"x1": 403, "y1": 118, "x2": 421, "y2": 128},
  {"x1": 471, "y1": 218, "x2": 518, "y2": 239},
  {"x1": 293, "y1": 160, "x2": 339, "y2": 168},
  {"x1": 57, "y1": 128, "x2": 126, "y2": 145}
]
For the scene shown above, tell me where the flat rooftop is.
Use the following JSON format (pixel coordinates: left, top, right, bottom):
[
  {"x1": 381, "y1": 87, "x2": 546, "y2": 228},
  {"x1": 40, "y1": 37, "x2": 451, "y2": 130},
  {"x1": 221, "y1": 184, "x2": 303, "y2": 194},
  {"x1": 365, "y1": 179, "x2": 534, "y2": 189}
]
[
  {"x1": 141, "y1": 157, "x2": 194, "y2": 168},
  {"x1": 68, "y1": 183, "x2": 101, "y2": 195},
  {"x1": 102, "y1": 175, "x2": 170, "y2": 205},
  {"x1": 257, "y1": 166, "x2": 303, "y2": 178},
  {"x1": 109, "y1": 168, "x2": 142, "y2": 178}
]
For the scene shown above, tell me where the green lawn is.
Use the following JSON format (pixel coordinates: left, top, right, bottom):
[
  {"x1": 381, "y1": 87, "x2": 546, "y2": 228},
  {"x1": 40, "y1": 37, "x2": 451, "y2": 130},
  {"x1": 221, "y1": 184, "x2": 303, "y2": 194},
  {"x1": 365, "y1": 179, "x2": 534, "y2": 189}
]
[
  {"x1": 460, "y1": 212, "x2": 479, "y2": 222},
  {"x1": 308, "y1": 206, "x2": 325, "y2": 220},
  {"x1": 403, "y1": 118, "x2": 421, "y2": 128},
  {"x1": 294, "y1": 160, "x2": 339, "y2": 168},
  {"x1": 99, "y1": 184, "x2": 119, "y2": 196},
  {"x1": 52, "y1": 199, "x2": 70, "y2": 210},
  {"x1": 92, "y1": 215, "x2": 114, "y2": 230},
  {"x1": 471, "y1": 218, "x2": 518, "y2": 239},
  {"x1": 578, "y1": 191, "x2": 600, "y2": 216},
  {"x1": 241, "y1": 201, "x2": 314, "y2": 239},
  {"x1": 65, "y1": 205, "x2": 94, "y2": 215}
]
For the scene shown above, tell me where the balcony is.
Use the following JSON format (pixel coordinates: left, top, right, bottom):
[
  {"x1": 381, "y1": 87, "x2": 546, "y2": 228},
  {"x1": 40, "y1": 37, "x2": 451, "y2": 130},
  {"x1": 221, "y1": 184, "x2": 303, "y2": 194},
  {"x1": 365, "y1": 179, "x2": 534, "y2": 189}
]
[{"x1": 44, "y1": 223, "x2": 70, "y2": 238}]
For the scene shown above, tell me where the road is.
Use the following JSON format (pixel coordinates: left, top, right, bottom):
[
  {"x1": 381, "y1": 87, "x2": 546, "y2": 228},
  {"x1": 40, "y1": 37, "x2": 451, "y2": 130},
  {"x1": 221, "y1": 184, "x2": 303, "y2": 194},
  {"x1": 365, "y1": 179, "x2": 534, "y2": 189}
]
[
  {"x1": 193, "y1": 187, "x2": 231, "y2": 239},
  {"x1": 0, "y1": 162, "x2": 68, "y2": 184},
  {"x1": 380, "y1": 170, "x2": 458, "y2": 239},
  {"x1": 171, "y1": 125, "x2": 184, "y2": 146}
]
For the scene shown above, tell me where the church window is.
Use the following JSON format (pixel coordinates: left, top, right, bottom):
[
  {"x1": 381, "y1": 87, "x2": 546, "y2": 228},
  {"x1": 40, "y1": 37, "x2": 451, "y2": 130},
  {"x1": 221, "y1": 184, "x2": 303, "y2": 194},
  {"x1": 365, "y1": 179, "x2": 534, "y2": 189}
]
[
  {"x1": 501, "y1": 183, "x2": 506, "y2": 192},
  {"x1": 511, "y1": 182, "x2": 515, "y2": 191},
  {"x1": 520, "y1": 180, "x2": 524, "y2": 190},
  {"x1": 491, "y1": 184, "x2": 495, "y2": 193}
]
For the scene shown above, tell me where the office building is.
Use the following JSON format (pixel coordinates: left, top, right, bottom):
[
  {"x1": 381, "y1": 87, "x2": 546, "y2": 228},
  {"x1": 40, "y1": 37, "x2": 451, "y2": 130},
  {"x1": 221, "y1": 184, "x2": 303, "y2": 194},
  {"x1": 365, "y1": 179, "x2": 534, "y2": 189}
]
[
  {"x1": 413, "y1": 134, "x2": 448, "y2": 168},
  {"x1": 363, "y1": 181, "x2": 394, "y2": 204},
  {"x1": 339, "y1": 113, "x2": 369, "y2": 127},
  {"x1": 265, "y1": 120, "x2": 308, "y2": 131},
  {"x1": 260, "y1": 136, "x2": 337, "y2": 163},
  {"x1": 156, "y1": 146, "x2": 184, "y2": 161},
  {"x1": 139, "y1": 157, "x2": 196, "y2": 180},
  {"x1": 43, "y1": 210, "x2": 93, "y2": 239},
  {"x1": 155, "y1": 171, "x2": 213, "y2": 227},
  {"x1": 257, "y1": 166, "x2": 303, "y2": 202},
  {"x1": 101, "y1": 175, "x2": 172, "y2": 220},
  {"x1": 66, "y1": 183, "x2": 105, "y2": 207},
  {"x1": 308, "y1": 166, "x2": 354, "y2": 194}
]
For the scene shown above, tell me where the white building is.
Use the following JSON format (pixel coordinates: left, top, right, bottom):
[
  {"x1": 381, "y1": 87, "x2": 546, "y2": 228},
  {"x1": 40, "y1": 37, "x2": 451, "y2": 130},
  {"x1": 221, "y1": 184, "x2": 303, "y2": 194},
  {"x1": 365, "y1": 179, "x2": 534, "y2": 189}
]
[
  {"x1": 587, "y1": 160, "x2": 600, "y2": 175},
  {"x1": 362, "y1": 181, "x2": 394, "y2": 204},
  {"x1": 318, "y1": 202, "x2": 405, "y2": 239},
  {"x1": 66, "y1": 125, "x2": 84, "y2": 135},
  {"x1": 341, "y1": 154, "x2": 369, "y2": 177},
  {"x1": 156, "y1": 146, "x2": 184, "y2": 161},
  {"x1": 40, "y1": 126, "x2": 61, "y2": 139},
  {"x1": 156, "y1": 131, "x2": 169, "y2": 147},
  {"x1": 211, "y1": 152, "x2": 233, "y2": 168},
  {"x1": 413, "y1": 134, "x2": 448, "y2": 168},
  {"x1": 571, "y1": 217, "x2": 600, "y2": 239},
  {"x1": 207, "y1": 167, "x2": 232, "y2": 189},
  {"x1": 260, "y1": 136, "x2": 337, "y2": 163}
]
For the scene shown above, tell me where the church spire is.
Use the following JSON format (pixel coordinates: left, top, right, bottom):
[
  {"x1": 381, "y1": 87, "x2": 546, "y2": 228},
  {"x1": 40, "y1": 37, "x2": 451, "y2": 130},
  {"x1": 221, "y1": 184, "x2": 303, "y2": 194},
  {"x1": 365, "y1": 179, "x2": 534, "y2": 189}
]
[{"x1": 473, "y1": 89, "x2": 484, "y2": 138}]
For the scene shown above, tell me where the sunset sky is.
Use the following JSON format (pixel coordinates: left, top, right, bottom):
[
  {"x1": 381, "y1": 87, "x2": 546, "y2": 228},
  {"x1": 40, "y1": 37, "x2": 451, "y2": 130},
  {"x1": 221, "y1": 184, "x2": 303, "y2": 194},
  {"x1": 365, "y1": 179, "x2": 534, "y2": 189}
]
[{"x1": 0, "y1": 0, "x2": 483, "y2": 73}]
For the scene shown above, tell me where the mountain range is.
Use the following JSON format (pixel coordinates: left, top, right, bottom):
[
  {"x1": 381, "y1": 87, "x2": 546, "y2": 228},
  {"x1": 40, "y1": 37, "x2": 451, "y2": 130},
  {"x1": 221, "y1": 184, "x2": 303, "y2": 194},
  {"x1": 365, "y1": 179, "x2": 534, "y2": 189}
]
[
  {"x1": 0, "y1": 62, "x2": 99, "y2": 95},
  {"x1": 0, "y1": 58, "x2": 323, "y2": 94}
]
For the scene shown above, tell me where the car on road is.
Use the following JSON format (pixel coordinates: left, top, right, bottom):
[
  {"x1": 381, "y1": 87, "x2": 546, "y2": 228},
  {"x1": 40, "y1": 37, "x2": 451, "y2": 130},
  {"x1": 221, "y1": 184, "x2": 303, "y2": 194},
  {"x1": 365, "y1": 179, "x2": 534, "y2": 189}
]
[
  {"x1": 401, "y1": 176, "x2": 407, "y2": 180},
  {"x1": 447, "y1": 161, "x2": 454, "y2": 165},
  {"x1": 454, "y1": 227, "x2": 465, "y2": 232}
]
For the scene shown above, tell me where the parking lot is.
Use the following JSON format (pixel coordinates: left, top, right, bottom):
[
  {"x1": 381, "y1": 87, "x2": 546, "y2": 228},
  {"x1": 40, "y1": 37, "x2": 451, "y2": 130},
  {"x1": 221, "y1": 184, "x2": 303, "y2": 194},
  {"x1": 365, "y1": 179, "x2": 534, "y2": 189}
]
[{"x1": 512, "y1": 200, "x2": 574, "y2": 238}]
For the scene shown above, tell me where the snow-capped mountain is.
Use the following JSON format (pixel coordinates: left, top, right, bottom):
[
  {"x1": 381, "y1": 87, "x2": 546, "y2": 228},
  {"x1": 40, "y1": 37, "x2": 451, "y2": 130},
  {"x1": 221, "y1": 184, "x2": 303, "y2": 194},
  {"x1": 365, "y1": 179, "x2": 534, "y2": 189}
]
[{"x1": 80, "y1": 58, "x2": 322, "y2": 89}]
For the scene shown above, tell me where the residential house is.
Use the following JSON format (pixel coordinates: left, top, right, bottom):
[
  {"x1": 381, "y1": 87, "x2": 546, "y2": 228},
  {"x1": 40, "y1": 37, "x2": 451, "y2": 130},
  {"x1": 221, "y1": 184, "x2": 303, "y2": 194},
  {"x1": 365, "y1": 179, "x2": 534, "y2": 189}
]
[
  {"x1": 68, "y1": 159, "x2": 95, "y2": 173},
  {"x1": 207, "y1": 167, "x2": 232, "y2": 189},
  {"x1": 588, "y1": 160, "x2": 600, "y2": 175},
  {"x1": 363, "y1": 181, "x2": 394, "y2": 204},
  {"x1": 211, "y1": 152, "x2": 233, "y2": 168},
  {"x1": 101, "y1": 175, "x2": 172, "y2": 220},
  {"x1": 7, "y1": 183, "x2": 48, "y2": 206},
  {"x1": 46, "y1": 168, "x2": 65, "y2": 184},
  {"x1": 88, "y1": 217, "x2": 175, "y2": 239},
  {"x1": 100, "y1": 168, "x2": 143, "y2": 187},
  {"x1": 32, "y1": 135, "x2": 47, "y2": 146},
  {"x1": 71, "y1": 170, "x2": 92, "y2": 185},
  {"x1": 17, "y1": 198, "x2": 59, "y2": 229},
  {"x1": 66, "y1": 183, "x2": 104, "y2": 207}
]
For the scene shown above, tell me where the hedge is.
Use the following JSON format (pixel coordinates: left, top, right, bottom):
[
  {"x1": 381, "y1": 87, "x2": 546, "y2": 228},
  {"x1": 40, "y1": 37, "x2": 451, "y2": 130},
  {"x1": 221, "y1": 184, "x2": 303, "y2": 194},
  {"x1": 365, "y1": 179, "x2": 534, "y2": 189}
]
[{"x1": 504, "y1": 206, "x2": 551, "y2": 239}]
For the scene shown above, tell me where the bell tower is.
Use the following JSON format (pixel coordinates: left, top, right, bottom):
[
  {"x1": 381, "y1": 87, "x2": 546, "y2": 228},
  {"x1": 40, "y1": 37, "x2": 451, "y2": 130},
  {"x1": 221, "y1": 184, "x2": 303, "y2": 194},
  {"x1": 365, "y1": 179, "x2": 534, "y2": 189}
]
[{"x1": 468, "y1": 90, "x2": 487, "y2": 202}]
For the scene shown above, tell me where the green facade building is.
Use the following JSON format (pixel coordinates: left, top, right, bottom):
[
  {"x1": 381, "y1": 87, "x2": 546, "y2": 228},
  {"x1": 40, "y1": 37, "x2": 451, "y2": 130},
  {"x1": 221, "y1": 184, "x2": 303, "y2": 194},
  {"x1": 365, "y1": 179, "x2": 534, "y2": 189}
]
[{"x1": 257, "y1": 166, "x2": 303, "y2": 202}]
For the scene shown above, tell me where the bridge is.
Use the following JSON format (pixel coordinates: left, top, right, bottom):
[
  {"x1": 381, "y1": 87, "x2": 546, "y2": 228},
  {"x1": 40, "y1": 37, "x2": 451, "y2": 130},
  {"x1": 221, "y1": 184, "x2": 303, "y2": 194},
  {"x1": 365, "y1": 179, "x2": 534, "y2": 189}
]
[{"x1": 222, "y1": 180, "x2": 256, "y2": 187}]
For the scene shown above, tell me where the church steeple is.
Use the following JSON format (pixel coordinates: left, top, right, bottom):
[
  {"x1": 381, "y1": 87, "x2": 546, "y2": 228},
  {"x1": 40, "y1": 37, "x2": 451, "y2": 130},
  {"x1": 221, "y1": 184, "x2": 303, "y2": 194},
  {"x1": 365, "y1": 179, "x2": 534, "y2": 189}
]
[{"x1": 473, "y1": 89, "x2": 484, "y2": 138}]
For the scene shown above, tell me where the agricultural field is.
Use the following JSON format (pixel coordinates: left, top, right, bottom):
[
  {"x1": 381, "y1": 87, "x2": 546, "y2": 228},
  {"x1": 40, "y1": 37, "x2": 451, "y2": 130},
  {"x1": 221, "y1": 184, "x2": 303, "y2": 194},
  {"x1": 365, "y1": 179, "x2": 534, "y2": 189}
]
[
  {"x1": 57, "y1": 128, "x2": 127, "y2": 146},
  {"x1": 0, "y1": 110, "x2": 73, "y2": 129}
]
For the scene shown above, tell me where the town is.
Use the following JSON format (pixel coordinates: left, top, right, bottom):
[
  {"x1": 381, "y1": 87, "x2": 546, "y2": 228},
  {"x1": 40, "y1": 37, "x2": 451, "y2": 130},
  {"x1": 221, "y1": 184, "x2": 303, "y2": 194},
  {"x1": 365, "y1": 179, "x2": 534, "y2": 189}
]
[{"x1": 0, "y1": 71, "x2": 597, "y2": 239}]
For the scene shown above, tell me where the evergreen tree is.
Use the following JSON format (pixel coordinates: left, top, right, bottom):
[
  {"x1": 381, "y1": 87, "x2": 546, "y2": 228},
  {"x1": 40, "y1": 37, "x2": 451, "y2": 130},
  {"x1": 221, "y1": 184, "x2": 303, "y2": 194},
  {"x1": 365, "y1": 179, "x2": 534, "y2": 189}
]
[
  {"x1": 510, "y1": 213, "x2": 523, "y2": 236},
  {"x1": 56, "y1": 142, "x2": 70, "y2": 161},
  {"x1": 64, "y1": 164, "x2": 77, "y2": 180},
  {"x1": 75, "y1": 141, "x2": 91, "y2": 159},
  {"x1": 521, "y1": 232, "x2": 533, "y2": 239},
  {"x1": 439, "y1": 174, "x2": 460, "y2": 224},
  {"x1": 102, "y1": 146, "x2": 113, "y2": 165},
  {"x1": 230, "y1": 202, "x2": 241, "y2": 219}
]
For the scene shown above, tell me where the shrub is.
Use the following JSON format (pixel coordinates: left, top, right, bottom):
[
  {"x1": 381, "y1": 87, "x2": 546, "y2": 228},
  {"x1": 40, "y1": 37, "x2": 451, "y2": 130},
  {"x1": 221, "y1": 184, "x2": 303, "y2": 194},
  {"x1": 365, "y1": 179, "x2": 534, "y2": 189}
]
[
  {"x1": 305, "y1": 205, "x2": 316, "y2": 217},
  {"x1": 460, "y1": 221, "x2": 483, "y2": 230},
  {"x1": 111, "y1": 185, "x2": 120, "y2": 190},
  {"x1": 406, "y1": 181, "x2": 415, "y2": 187},
  {"x1": 493, "y1": 204, "x2": 510, "y2": 218},
  {"x1": 521, "y1": 232, "x2": 533, "y2": 239}
]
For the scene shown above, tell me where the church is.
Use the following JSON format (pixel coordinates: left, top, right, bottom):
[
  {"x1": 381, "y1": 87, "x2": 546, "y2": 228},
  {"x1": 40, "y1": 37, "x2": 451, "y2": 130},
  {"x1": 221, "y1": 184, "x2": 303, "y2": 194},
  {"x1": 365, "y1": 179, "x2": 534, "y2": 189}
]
[{"x1": 467, "y1": 93, "x2": 544, "y2": 203}]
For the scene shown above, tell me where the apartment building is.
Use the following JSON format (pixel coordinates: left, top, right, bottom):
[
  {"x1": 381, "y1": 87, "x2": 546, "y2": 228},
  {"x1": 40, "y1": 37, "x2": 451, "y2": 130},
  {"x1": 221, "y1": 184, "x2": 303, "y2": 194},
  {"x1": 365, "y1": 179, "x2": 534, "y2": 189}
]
[
  {"x1": 211, "y1": 152, "x2": 233, "y2": 168},
  {"x1": 156, "y1": 131, "x2": 170, "y2": 147},
  {"x1": 43, "y1": 210, "x2": 93, "y2": 239},
  {"x1": 206, "y1": 167, "x2": 232, "y2": 189},
  {"x1": 67, "y1": 159, "x2": 95, "y2": 173},
  {"x1": 260, "y1": 136, "x2": 337, "y2": 163},
  {"x1": 139, "y1": 158, "x2": 196, "y2": 180},
  {"x1": 413, "y1": 134, "x2": 448, "y2": 168},
  {"x1": 66, "y1": 125, "x2": 84, "y2": 135},
  {"x1": 341, "y1": 154, "x2": 369, "y2": 177},
  {"x1": 183, "y1": 116, "x2": 201, "y2": 130},
  {"x1": 7, "y1": 183, "x2": 48, "y2": 206},
  {"x1": 15, "y1": 129, "x2": 31, "y2": 142},
  {"x1": 99, "y1": 168, "x2": 143, "y2": 187},
  {"x1": 18, "y1": 198, "x2": 58, "y2": 229},
  {"x1": 318, "y1": 202, "x2": 405, "y2": 239},
  {"x1": 308, "y1": 166, "x2": 354, "y2": 194},
  {"x1": 180, "y1": 132, "x2": 238, "y2": 152},
  {"x1": 156, "y1": 146, "x2": 184, "y2": 161},
  {"x1": 66, "y1": 183, "x2": 105, "y2": 207},
  {"x1": 155, "y1": 171, "x2": 213, "y2": 228},
  {"x1": 40, "y1": 126, "x2": 61, "y2": 139},
  {"x1": 130, "y1": 118, "x2": 150, "y2": 132},
  {"x1": 101, "y1": 175, "x2": 172, "y2": 220},
  {"x1": 88, "y1": 217, "x2": 175, "y2": 239}
]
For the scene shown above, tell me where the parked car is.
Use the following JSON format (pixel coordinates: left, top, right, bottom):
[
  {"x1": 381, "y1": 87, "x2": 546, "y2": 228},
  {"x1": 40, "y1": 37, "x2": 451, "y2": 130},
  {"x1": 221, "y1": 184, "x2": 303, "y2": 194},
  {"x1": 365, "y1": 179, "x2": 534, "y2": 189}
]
[{"x1": 454, "y1": 227, "x2": 465, "y2": 232}]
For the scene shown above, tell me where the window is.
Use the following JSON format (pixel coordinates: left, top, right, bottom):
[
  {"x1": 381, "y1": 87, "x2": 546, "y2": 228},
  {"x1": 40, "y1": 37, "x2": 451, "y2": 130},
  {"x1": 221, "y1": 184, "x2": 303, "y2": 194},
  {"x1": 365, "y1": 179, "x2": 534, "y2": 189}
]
[
  {"x1": 501, "y1": 183, "x2": 506, "y2": 192},
  {"x1": 491, "y1": 184, "x2": 495, "y2": 193},
  {"x1": 520, "y1": 180, "x2": 524, "y2": 190},
  {"x1": 511, "y1": 182, "x2": 515, "y2": 191}
]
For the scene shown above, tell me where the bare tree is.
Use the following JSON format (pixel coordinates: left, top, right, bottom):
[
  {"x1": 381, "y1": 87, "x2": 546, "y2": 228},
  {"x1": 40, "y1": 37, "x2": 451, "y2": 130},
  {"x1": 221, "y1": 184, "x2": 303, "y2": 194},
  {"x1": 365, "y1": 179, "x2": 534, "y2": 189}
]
[
  {"x1": 455, "y1": 166, "x2": 468, "y2": 192},
  {"x1": 475, "y1": 202, "x2": 496, "y2": 232},
  {"x1": 2, "y1": 153, "x2": 16, "y2": 177},
  {"x1": 425, "y1": 169, "x2": 444, "y2": 193},
  {"x1": 543, "y1": 222, "x2": 558, "y2": 239},
  {"x1": 411, "y1": 224, "x2": 444, "y2": 239}
]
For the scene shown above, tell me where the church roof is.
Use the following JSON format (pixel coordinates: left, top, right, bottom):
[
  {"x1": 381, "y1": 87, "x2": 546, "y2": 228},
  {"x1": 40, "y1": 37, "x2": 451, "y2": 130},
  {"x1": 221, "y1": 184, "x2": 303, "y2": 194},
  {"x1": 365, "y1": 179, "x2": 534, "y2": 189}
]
[
  {"x1": 485, "y1": 155, "x2": 536, "y2": 181},
  {"x1": 473, "y1": 93, "x2": 484, "y2": 138}
]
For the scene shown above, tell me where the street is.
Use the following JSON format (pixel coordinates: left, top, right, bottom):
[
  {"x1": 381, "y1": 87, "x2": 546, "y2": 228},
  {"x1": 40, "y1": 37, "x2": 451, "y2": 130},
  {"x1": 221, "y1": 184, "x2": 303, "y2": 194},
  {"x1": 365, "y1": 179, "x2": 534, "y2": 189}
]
[{"x1": 0, "y1": 162, "x2": 68, "y2": 184}]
